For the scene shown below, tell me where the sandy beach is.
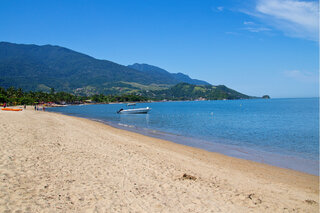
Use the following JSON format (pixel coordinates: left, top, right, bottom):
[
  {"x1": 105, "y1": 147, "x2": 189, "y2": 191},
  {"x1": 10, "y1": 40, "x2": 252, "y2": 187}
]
[{"x1": 0, "y1": 108, "x2": 318, "y2": 212}]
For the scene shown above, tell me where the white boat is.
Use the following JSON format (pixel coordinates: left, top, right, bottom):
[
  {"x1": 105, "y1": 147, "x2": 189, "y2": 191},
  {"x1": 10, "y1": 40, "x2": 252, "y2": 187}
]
[
  {"x1": 117, "y1": 107, "x2": 150, "y2": 114},
  {"x1": 126, "y1": 103, "x2": 136, "y2": 106}
]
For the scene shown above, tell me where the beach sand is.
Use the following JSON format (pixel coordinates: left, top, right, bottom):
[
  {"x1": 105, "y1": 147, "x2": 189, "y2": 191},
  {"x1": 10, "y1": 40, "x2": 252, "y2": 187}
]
[{"x1": 0, "y1": 108, "x2": 318, "y2": 212}]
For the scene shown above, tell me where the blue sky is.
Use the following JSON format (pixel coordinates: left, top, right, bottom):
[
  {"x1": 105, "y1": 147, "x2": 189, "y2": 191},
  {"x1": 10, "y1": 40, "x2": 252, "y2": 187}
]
[{"x1": 0, "y1": 0, "x2": 318, "y2": 98}]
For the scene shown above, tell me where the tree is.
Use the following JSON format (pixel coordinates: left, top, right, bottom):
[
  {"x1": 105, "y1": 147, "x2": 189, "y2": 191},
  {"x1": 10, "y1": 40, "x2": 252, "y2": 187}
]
[
  {"x1": 50, "y1": 88, "x2": 55, "y2": 94},
  {"x1": 0, "y1": 94, "x2": 7, "y2": 103}
]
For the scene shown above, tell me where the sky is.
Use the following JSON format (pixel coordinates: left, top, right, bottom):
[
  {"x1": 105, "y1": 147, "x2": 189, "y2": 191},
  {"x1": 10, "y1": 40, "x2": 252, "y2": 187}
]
[{"x1": 0, "y1": 0, "x2": 318, "y2": 98}]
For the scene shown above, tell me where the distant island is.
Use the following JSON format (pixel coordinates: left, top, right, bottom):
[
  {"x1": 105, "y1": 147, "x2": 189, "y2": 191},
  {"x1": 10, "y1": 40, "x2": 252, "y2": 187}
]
[{"x1": 0, "y1": 42, "x2": 258, "y2": 102}]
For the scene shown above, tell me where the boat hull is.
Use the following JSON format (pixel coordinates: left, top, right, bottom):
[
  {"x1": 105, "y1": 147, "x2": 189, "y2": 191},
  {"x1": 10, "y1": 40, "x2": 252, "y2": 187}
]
[
  {"x1": 119, "y1": 107, "x2": 150, "y2": 114},
  {"x1": 1, "y1": 108, "x2": 23, "y2": 111}
]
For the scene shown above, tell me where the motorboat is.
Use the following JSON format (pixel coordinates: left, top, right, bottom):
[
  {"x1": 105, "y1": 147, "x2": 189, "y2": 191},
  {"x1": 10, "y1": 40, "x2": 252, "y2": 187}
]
[
  {"x1": 117, "y1": 107, "x2": 150, "y2": 114},
  {"x1": 126, "y1": 103, "x2": 136, "y2": 106}
]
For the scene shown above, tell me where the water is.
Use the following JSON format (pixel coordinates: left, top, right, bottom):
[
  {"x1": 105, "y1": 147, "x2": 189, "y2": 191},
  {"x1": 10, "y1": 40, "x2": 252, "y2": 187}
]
[{"x1": 47, "y1": 98, "x2": 319, "y2": 175}]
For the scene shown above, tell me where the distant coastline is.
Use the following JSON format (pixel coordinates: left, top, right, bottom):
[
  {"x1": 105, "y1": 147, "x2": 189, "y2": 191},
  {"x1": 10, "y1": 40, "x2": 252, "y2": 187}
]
[{"x1": 0, "y1": 85, "x2": 266, "y2": 108}]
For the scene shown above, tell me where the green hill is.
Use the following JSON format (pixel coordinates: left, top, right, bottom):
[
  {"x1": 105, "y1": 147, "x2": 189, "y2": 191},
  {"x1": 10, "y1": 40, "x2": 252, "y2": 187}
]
[
  {"x1": 0, "y1": 42, "x2": 171, "y2": 93},
  {"x1": 0, "y1": 42, "x2": 211, "y2": 95},
  {"x1": 141, "y1": 83, "x2": 251, "y2": 100},
  {"x1": 0, "y1": 42, "x2": 253, "y2": 99}
]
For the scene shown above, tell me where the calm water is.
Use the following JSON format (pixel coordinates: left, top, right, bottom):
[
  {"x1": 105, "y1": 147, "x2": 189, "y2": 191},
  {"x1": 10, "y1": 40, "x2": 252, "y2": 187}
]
[{"x1": 48, "y1": 98, "x2": 319, "y2": 175}]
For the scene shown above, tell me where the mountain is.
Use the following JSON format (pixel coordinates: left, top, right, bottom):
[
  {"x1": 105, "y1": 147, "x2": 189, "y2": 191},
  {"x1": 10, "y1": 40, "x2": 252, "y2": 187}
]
[
  {"x1": 128, "y1": 63, "x2": 210, "y2": 85},
  {"x1": 140, "y1": 83, "x2": 251, "y2": 100},
  {"x1": 0, "y1": 42, "x2": 160, "y2": 92},
  {"x1": 0, "y1": 42, "x2": 207, "y2": 94},
  {"x1": 171, "y1": 73, "x2": 209, "y2": 85},
  {"x1": 0, "y1": 42, "x2": 252, "y2": 99}
]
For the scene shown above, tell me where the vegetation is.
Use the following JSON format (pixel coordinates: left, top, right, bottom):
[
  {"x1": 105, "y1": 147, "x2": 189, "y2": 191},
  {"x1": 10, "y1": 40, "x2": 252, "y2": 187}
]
[
  {"x1": 0, "y1": 87, "x2": 148, "y2": 105},
  {"x1": 141, "y1": 83, "x2": 252, "y2": 100},
  {"x1": 0, "y1": 42, "x2": 256, "y2": 102},
  {"x1": 0, "y1": 42, "x2": 208, "y2": 94},
  {"x1": 0, "y1": 82, "x2": 255, "y2": 106}
]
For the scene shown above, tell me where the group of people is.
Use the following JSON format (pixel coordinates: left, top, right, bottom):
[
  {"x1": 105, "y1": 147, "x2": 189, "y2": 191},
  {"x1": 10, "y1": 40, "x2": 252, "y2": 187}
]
[{"x1": 34, "y1": 104, "x2": 45, "y2": 111}]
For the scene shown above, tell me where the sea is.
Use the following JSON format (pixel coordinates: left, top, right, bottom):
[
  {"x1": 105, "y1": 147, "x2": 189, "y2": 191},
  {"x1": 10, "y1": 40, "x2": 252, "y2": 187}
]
[{"x1": 47, "y1": 98, "x2": 319, "y2": 175}]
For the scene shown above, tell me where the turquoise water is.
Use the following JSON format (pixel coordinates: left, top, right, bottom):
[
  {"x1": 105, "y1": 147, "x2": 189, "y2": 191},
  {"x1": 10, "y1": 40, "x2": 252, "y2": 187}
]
[{"x1": 48, "y1": 98, "x2": 319, "y2": 175}]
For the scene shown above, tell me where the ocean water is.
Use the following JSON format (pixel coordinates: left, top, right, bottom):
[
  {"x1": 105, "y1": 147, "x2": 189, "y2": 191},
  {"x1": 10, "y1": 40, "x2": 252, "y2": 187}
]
[{"x1": 47, "y1": 98, "x2": 319, "y2": 175}]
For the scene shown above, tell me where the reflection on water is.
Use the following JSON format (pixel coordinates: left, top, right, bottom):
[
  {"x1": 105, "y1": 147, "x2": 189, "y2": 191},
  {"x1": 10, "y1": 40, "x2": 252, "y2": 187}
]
[{"x1": 119, "y1": 114, "x2": 150, "y2": 128}]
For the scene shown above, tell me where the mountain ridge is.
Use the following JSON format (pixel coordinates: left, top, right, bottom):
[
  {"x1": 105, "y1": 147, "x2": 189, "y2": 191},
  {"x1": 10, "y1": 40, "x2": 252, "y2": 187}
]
[
  {"x1": 0, "y1": 42, "x2": 210, "y2": 94},
  {"x1": 127, "y1": 63, "x2": 210, "y2": 86},
  {"x1": 0, "y1": 42, "x2": 254, "y2": 100}
]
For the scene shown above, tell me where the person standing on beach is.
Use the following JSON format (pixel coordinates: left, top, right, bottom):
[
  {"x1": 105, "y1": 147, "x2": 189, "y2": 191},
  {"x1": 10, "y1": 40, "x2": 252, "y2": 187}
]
[{"x1": 34, "y1": 105, "x2": 36, "y2": 111}]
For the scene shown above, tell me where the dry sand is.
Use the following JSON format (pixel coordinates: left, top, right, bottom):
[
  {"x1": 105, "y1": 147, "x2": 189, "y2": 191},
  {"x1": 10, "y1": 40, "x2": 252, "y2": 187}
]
[{"x1": 0, "y1": 108, "x2": 318, "y2": 212}]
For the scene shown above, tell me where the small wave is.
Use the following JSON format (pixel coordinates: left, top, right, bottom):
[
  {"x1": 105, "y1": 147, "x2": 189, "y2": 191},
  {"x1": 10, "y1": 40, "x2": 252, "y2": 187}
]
[{"x1": 118, "y1": 123, "x2": 135, "y2": 128}]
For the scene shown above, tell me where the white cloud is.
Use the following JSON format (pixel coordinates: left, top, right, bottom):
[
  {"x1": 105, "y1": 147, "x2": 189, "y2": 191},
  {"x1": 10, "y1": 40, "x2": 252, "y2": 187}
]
[
  {"x1": 242, "y1": 21, "x2": 272, "y2": 32},
  {"x1": 217, "y1": 6, "x2": 224, "y2": 11},
  {"x1": 244, "y1": 26, "x2": 271, "y2": 32},
  {"x1": 284, "y1": 70, "x2": 319, "y2": 83},
  {"x1": 244, "y1": 21, "x2": 255, "y2": 25},
  {"x1": 245, "y1": 0, "x2": 319, "y2": 41},
  {"x1": 211, "y1": 6, "x2": 224, "y2": 13}
]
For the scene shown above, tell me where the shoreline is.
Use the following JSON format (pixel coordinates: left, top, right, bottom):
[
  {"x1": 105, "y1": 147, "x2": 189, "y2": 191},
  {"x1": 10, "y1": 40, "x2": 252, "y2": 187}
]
[
  {"x1": 48, "y1": 107, "x2": 319, "y2": 176},
  {"x1": 103, "y1": 119, "x2": 319, "y2": 176},
  {"x1": 1, "y1": 108, "x2": 319, "y2": 212}
]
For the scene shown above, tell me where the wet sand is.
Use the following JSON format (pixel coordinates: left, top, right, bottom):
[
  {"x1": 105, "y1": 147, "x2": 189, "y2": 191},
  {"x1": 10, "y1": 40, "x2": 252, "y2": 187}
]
[{"x1": 0, "y1": 108, "x2": 318, "y2": 212}]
